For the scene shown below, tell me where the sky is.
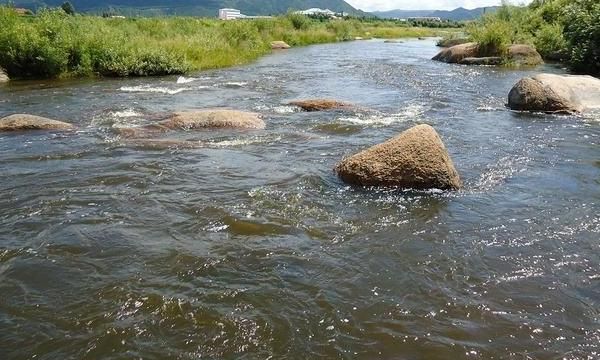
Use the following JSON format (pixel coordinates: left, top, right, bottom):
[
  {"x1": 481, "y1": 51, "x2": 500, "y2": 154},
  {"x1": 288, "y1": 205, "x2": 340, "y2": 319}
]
[{"x1": 344, "y1": 0, "x2": 532, "y2": 11}]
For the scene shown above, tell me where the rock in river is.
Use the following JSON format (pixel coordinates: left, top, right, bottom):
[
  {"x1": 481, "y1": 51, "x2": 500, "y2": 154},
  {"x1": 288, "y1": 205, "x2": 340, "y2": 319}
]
[
  {"x1": 117, "y1": 109, "x2": 265, "y2": 138},
  {"x1": 289, "y1": 99, "x2": 354, "y2": 112},
  {"x1": 436, "y1": 38, "x2": 470, "y2": 48},
  {"x1": 161, "y1": 110, "x2": 265, "y2": 130},
  {"x1": 432, "y1": 42, "x2": 479, "y2": 63},
  {"x1": 507, "y1": 44, "x2": 543, "y2": 66},
  {"x1": 271, "y1": 41, "x2": 290, "y2": 50},
  {"x1": 335, "y1": 124, "x2": 461, "y2": 190},
  {"x1": 0, "y1": 68, "x2": 8, "y2": 83},
  {"x1": 0, "y1": 114, "x2": 74, "y2": 132},
  {"x1": 508, "y1": 74, "x2": 600, "y2": 114},
  {"x1": 433, "y1": 43, "x2": 543, "y2": 66},
  {"x1": 459, "y1": 56, "x2": 503, "y2": 66}
]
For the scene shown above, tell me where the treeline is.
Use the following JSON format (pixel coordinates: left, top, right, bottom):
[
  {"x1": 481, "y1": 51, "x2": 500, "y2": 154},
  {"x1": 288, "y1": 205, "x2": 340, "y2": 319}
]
[
  {"x1": 0, "y1": 6, "x2": 449, "y2": 79},
  {"x1": 468, "y1": 0, "x2": 599, "y2": 75}
]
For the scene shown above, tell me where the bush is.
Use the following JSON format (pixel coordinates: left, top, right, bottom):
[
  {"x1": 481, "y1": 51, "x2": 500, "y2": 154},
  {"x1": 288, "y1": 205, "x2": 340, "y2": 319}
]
[
  {"x1": 286, "y1": 13, "x2": 311, "y2": 30},
  {"x1": 468, "y1": 16, "x2": 512, "y2": 56},
  {"x1": 534, "y1": 23, "x2": 566, "y2": 60},
  {"x1": 563, "y1": 0, "x2": 600, "y2": 75}
]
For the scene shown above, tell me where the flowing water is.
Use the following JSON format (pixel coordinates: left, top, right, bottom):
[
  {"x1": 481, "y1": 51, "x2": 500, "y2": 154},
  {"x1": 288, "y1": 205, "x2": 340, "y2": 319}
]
[{"x1": 1, "y1": 39, "x2": 599, "y2": 359}]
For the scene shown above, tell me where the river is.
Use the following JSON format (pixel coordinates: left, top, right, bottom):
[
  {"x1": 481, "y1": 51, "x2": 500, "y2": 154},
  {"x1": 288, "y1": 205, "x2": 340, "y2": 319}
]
[{"x1": 1, "y1": 39, "x2": 599, "y2": 359}]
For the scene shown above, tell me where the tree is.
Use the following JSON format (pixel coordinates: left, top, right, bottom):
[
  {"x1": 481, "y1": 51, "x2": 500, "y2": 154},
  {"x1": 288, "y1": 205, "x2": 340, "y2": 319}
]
[{"x1": 61, "y1": 1, "x2": 75, "y2": 15}]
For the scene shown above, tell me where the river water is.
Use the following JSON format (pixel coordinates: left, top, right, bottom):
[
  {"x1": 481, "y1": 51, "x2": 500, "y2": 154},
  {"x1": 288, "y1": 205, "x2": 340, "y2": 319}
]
[{"x1": 1, "y1": 39, "x2": 599, "y2": 359}]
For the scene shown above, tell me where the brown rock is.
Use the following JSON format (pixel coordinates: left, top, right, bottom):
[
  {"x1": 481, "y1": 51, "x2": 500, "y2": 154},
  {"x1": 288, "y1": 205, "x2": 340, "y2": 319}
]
[
  {"x1": 459, "y1": 56, "x2": 503, "y2": 66},
  {"x1": 436, "y1": 38, "x2": 470, "y2": 48},
  {"x1": 289, "y1": 99, "x2": 354, "y2": 112},
  {"x1": 271, "y1": 41, "x2": 290, "y2": 50},
  {"x1": 0, "y1": 114, "x2": 74, "y2": 132},
  {"x1": 335, "y1": 124, "x2": 461, "y2": 190},
  {"x1": 384, "y1": 39, "x2": 403, "y2": 43},
  {"x1": 432, "y1": 42, "x2": 479, "y2": 63},
  {"x1": 117, "y1": 109, "x2": 265, "y2": 138},
  {"x1": 508, "y1": 44, "x2": 543, "y2": 66},
  {"x1": 161, "y1": 110, "x2": 265, "y2": 130},
  {"x1": 0, "y1": 68, "x2": 8, "y2": 83},
  {"x1": 508, "y1": 74, "x2": 600, "y2": 114}
]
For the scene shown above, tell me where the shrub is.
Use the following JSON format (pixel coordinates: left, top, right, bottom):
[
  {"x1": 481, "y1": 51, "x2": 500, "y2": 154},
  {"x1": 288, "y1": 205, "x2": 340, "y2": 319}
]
[
  {"x1": 563, "y1": 0, "x2": 600, "y2": 75},
  {"x1": 468, "y1": 16, "x2": 512, "y2": 56},
  {"x1": 534, "y1": 23, "x2": 566, "y2": 60},
  {"x1": 286, "y1": 13, "x2": 311, "y2": 30}
]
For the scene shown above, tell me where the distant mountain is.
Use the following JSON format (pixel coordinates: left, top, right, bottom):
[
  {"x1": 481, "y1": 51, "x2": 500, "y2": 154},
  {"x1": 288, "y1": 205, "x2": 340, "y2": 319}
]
[
  {"x1": 430, "y1": 6, "x2": 500, "y2": 21},
  {"x1": 373, "y1": 6, "x2": 500, "y2": 21},
  {"x1": 6, "y1": 0, "x2": 366, "y2": 16}
]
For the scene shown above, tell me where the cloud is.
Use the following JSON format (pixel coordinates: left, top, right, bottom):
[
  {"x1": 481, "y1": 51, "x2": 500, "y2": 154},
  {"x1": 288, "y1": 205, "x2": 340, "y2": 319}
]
[{"x1": 345, "y1": 0, "x2": 532, "y2": 11}]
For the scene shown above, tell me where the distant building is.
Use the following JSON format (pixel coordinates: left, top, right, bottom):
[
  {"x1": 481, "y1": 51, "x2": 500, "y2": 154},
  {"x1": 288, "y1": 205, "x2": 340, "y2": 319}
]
[
  {"x1": 218, "y1": 8, "x2": 242, "y2": 20},
  {"x1": 295, "y1": 8, "x2": 338, "y2": 18},
  {"x1": 407, "y1": 16, "x2": 442, "y2": 22},
  {"x1": 14, "y1": 8, "x2": 31, "y2": 16}
]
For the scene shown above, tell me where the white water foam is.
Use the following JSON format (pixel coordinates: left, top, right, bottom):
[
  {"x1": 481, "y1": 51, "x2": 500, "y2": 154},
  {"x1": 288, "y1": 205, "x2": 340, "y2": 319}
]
[
  {"x1": 111, "y1": 109, "x2": 143, "y2": 118},
  {"x1": 205, "y1": 136, "x2": 282, "y2": 148},
  {"x1": 338, "y1": 104, "x2": 425, "y2": 126},
  {"x1": 176, "y1": 76, "x2": 198, "y2": 84},
  {"x1": 221, "y1": 82, "x2": 247, "y2": 88},
  {"x1": 120, "y1": 85, "x2": 189, "y2": 95}
]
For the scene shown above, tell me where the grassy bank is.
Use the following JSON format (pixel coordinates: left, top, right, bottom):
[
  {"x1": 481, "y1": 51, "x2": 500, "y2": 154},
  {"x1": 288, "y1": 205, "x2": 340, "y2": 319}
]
[
  {"x1": 465, "y1": 0, "x2": 599, "y2": 75},
  {"x1": 0, "y1": 7, "x2": 454, "y2": 79}
]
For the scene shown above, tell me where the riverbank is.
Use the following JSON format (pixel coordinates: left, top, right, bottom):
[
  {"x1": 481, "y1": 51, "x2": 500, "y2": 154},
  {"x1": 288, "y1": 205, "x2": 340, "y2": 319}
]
[
  {"x1": 464, "y1": 0, "x2": 599, "y2": 76},
  {"x1": 0, "y1": 7, "x2": 456, "y2": 80}
]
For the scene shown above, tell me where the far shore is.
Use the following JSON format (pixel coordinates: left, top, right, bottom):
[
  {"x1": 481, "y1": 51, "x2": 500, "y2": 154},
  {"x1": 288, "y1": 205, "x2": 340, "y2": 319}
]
[{"x1": 0, "y1": 7, "x2": 459, "y2": 81}]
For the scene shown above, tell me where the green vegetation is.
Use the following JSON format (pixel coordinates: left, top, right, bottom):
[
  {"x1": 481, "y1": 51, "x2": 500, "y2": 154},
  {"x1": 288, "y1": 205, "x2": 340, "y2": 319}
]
[
  {"x1": 0, "y1": 6, "x2": 455, "y2": 79},
  {"x1": 466, "y1": 0, "x2": 600, "y2": 75}
]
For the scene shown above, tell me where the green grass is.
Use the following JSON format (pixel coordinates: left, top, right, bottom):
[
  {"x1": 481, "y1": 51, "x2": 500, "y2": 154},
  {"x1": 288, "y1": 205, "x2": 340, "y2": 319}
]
[{"x1": 0, "y1": 7, "x2": 456, "y2": 79}]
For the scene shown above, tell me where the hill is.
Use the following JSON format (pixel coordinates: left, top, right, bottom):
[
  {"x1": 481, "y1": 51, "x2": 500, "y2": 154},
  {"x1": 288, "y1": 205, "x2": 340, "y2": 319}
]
[
  {"x1": 5, "y1": 0, "x2": 365, "y2": 17},
  {"x1": 373, "y1": 6, "x2": 500, "y2": 21}
]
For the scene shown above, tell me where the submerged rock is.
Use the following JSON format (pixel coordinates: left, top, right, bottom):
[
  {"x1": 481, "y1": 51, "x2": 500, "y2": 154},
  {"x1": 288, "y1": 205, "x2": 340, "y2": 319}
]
[
  {"x1": 432, "y1": 42, "x2": 479, "y2": 63},
  {"x1": 508, "y1": 74, "x2": 600, "y2": 114},
  {"x1": 384, "y1": 39, "x2": 403, "y2": 43},
  {"x1": 335, "y1": 124, "x2": 461, "y2": 190},
  {"x1": 436, "y1": 38, "x2": 470, "y2": 48},
  {"x1": 0, "y1": 114, "x2": 74, "y2": 132},
  {"x1": 289, "y1": 99, "x2": 354, "y2": 112},
  {"x1": 0, "y1": 68, "x2": 8, "y2": 83},
  {"x1": 508, "y1": 44, "x2": 543, "y2": 66},
  {"x1": 117, "y1": 109, "x2": 265, "y2": 138},
  {"x1": 459, "y1": 56, "x2": 503, "y2": 66},
  {"x1": 271, "y1": 41, "x2": 290, "y2": 50},
  {"x1": 161, "y1": 110, "x2": 265, "y2": 130}
]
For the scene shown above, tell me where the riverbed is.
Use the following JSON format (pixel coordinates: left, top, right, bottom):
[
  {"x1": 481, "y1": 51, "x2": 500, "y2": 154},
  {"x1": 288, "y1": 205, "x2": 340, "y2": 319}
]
[{"x1": 1, "y1": 39, "x2": 598, "y2": 359}]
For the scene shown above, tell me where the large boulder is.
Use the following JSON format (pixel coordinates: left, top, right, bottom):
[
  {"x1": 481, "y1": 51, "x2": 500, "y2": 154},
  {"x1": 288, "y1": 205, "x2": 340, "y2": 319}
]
[
  {"x1": 335, "y1": 124, "x2": 461, "y2": 190},
  {"x1": 289, "y1": 99, "x2": 354, "y2": 112},
  {"x1": 508, "y1": 74, "x2": 600, "y2": 114},
  {"x1": 0, "y1": 114, "x2": 74, "y2": 132},
  {"x1": 433, "y1": 43, "x2": 543, "y2": 66},
  {"x1": 271, "y1": 41, "x2": 290, "y2": 50},
  {"x1": 432, "y1": 42, "x2": 479, "y2": 63},
  {"x1": 436, "y1": 37, "x2": 470, "y2": 48},
  {"x1": 508, "y1": 44, "x2": 543, "y2": 66},
  {"x1": 0, "y1": 68, "x2": 8, "y2": 83},
  {"x1": 160, "y1": 110, "x2": 265, "y2": 130},
  {"x1": 117, "y1": 109, "x2": 265, "y2": 138},
  {"x1": 459, "y1": 56, "x2": 502, "y2": 66}
]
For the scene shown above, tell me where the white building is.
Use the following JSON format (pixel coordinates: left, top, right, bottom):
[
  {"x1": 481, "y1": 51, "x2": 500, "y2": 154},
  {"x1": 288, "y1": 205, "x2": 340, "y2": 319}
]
[
  {"x1": 407, "y1": 16, "x2": 442, "y2": 22},
  {"x1": 218, "y1": 8, "x2": 242, "y2": 20},
  {"x1": 295, "y1": 8, "x2": 337, "y2": 17}
]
